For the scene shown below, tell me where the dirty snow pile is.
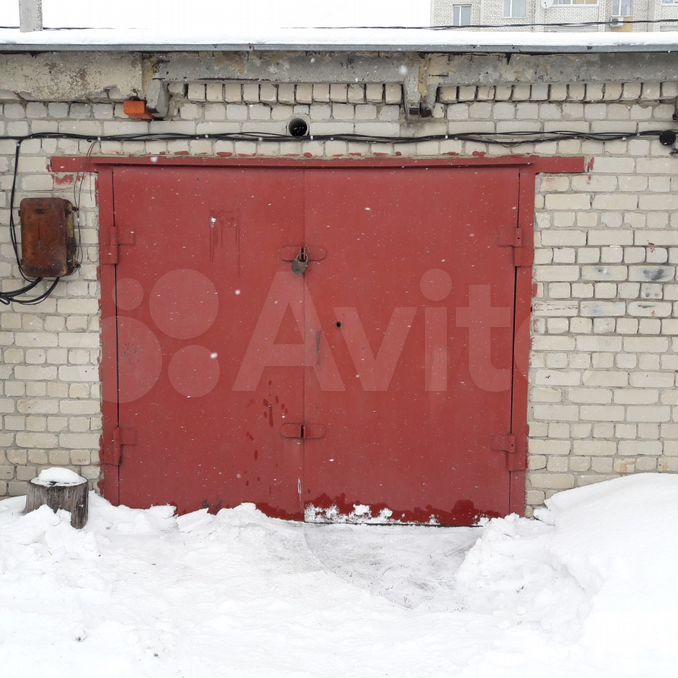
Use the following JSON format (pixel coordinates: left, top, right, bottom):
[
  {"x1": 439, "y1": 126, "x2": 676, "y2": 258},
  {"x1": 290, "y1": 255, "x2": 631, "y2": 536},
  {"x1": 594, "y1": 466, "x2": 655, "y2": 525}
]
[{"x1": 0, "y1": 474, "x2": 676, "y2": 678}]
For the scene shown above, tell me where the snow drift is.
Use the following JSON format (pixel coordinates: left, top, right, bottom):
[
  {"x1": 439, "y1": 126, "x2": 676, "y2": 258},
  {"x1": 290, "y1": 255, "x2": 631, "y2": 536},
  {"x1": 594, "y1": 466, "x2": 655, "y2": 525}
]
[{"x1": 0, "y1": 473, "x2": 676, "y2": 677}]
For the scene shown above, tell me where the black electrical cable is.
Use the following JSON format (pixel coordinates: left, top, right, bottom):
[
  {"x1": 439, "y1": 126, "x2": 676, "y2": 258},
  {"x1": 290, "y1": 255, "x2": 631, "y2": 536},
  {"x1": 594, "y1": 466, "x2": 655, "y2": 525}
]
[
  {"x1": 8, "y1": 142, "x2": 32, "y2": 282},
  {"x1": 5, "y1": 18, "x2": 676, "y2": 31},
  {"x1": 1, "y1": 125, "x2": 676, "y2": 306},
  {"x1": 0, "y1": 137, "x2": 63, "y2": 306},
  {"x1": 0, "y1": 277, "x2": 59, "y2": 306},
  {"x1": 1, "y1": 128, "x2": 676, "y2": 146},
  {"x1": 0, "y1": 19, "x2": 678, "y2": 31},
  {"x1": 306, "y1": 18, "x2": 678, "y2": 30},
  {"x1": 0, "y1": 277, "x2": 41, "y2": 305}
]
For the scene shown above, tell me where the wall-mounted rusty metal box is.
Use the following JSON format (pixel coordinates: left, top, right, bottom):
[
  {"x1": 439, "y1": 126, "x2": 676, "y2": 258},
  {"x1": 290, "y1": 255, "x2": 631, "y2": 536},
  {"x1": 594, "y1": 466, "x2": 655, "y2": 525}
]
[{"x1": 19, "y1": 198, "x2": 78, "y2": 277}]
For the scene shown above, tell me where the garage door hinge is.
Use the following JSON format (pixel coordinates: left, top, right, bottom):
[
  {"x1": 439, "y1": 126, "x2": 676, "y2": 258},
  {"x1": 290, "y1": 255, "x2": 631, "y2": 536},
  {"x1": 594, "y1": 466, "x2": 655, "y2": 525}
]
[
  {"x1": 499, "y1": 227, "x2": 532, "y2": 268},
  {"x1": 100, "y1": 228, "x2": 135, "y2": 266},
  {"x1": 102, "y1": 426, "x2": 136, "y2": 466},
  {"x1": 491, "y1": 433, "x2": 526, "y2": 471},
  {"x1": 511, "y1": 228, "x2": 533, "y2": 268}
]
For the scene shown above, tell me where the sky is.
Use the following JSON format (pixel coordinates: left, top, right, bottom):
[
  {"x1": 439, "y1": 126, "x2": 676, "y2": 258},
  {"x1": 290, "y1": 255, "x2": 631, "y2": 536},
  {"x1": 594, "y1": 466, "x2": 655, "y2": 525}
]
[{"x1": 0, "y1": 0, "x2": 430, "y2": 29}]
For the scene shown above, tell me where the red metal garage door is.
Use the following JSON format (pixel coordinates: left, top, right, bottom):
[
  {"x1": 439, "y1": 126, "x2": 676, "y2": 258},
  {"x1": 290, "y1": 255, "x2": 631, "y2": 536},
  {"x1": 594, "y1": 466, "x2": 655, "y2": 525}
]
[
  {"x1": 303, "y1": 168, "x2": 518, "y2": 524},
  {"x1": 102, "y1": 163, "x2": 520, "y2": 525}
]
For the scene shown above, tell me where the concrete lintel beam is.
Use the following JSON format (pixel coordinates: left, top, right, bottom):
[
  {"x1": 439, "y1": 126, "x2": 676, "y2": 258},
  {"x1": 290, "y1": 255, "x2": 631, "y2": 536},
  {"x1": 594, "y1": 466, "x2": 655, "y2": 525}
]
[
  {"x1": 0, "y1": 52, "x2": 143, "y2": 101},
  {"x1": 150, "y1": 51, "x2": 678, "y2": 86}
]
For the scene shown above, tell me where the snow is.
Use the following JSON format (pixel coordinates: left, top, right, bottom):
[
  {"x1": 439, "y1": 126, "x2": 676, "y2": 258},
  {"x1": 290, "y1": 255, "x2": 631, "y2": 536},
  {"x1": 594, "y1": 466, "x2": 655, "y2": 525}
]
[
  {"x1": 0, "y1": 26, "x2": 676, "y2": 52},
  {"x1": 0, "y1": 474, "x2": 676, "y2": 677},
  {"x1": 0, "y1": 0, "x2": 429, "y2": 32},
  {"x1": 32, "y1": 466, "x2": 86, "y2": 487}
]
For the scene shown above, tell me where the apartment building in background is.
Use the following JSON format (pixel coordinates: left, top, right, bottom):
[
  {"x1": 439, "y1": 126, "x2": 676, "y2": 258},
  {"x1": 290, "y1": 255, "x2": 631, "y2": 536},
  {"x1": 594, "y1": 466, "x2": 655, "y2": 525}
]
[{"x1": 431, "y1": 0, "x2": 678, "y2": 30}]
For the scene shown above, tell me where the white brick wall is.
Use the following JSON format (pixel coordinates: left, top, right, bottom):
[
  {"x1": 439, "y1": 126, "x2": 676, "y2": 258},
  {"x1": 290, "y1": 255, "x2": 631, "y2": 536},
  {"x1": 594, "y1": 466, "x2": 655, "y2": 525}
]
[
  {"x1": 431, "y1": 0, "x2": 673, "y2": 30},
  {"x1": 0, "y1": 68, "x2": 676, "y2": 512}
]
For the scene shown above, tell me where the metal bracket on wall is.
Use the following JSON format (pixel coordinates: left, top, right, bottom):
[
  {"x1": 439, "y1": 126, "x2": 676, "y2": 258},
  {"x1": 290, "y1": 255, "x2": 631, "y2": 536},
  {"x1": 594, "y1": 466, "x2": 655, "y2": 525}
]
[
  {"x1": 149, "y1": 54, "x2": 441, "y2": 120},
  {"x1": 145, "y1": 79, "x2": 170, "y2": 119},
  {"x1": 403, "y1": 67, "x2": 437, "y2": 118}
]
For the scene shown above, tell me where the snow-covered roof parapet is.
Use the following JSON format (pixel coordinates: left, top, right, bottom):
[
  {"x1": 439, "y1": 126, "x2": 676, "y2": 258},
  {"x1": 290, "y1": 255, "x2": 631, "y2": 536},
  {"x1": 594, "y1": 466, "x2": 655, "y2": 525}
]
[{"x1": 0, "y1": 27, "x2": 677, "y2": 53}]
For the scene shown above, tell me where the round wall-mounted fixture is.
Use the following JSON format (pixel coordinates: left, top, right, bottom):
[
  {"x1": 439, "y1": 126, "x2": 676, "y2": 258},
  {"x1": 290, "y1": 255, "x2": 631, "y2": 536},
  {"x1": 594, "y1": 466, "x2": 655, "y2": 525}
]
[
  {"x1": 658, "y1": 130, "x2": 676, "y2": 147},
  {"x1": 288, "y1": 118, "x2": 309, "y2": 138}
]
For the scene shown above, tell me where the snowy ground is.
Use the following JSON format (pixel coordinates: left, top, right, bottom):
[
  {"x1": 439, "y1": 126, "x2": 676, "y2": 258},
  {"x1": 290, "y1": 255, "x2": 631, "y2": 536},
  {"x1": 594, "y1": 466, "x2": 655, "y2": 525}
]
[{"x1": 1, "y1": 474, "x2": 676, "y2": 678}]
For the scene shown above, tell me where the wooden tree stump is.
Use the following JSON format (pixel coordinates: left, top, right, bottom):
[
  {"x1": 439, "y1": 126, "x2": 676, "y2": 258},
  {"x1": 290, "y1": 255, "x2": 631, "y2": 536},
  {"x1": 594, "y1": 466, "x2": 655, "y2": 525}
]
[{"x1": 25, "y1": 467, "x2": 89, "y2": 529}]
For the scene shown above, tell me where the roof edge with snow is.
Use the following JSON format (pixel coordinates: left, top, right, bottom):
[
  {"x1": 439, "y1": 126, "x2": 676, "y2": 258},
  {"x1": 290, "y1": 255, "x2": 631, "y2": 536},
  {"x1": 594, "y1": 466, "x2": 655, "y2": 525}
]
[{"x1": 0, "y1": 27, "x2": 677, "y2": 53}]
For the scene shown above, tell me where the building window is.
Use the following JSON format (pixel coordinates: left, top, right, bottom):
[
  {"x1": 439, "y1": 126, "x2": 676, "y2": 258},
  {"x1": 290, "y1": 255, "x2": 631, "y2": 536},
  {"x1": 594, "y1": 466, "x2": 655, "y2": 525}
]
[
  {"x1": 611, "y1": 0, "x2": 632, "y2": 14},
  {"x1": 504, "y1": 0, "x2": 527, "y2": 17},
  {"x1": 552, "y1": 0, "x2": 598, "y2": 5},
  {"x1": 452, "y1": 4, "x2": 472, "y2": 25}
]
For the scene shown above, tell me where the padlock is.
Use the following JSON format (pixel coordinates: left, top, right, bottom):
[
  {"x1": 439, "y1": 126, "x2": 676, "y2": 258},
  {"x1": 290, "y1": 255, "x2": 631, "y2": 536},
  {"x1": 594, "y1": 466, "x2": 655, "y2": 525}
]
[{"x1": 291, "y1": 248, "x2": 309, "y2": 276}]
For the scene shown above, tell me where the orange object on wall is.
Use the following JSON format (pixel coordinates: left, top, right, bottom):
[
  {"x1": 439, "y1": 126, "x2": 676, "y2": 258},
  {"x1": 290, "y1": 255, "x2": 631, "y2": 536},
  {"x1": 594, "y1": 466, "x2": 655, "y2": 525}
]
[{"x1": 123, "y1": 100, "x2": 153, "y2": 120}]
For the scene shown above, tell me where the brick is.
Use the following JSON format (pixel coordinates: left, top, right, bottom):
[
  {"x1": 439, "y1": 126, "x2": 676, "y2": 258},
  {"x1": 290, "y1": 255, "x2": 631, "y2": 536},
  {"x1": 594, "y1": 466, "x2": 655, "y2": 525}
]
[
  {"x1": 580, "y1": 301, "x2": 625, "y2": 317},
  {"x1": 534, "y1": 266, "x2": 580, "y2": 282},
  {"x1": 384, "y1": 84, "x2": 402, "y2": 104},
  {"x1": 275, "y1": 84, "x2": 295, "y2": 104},
  {"x1": 365, "y1": 84, "x2": 383, "y2": 103},
  {"x1": 529, "y1": 440, "x2": 571, "y2": 455},
  {"x1": 593, "y1": 283, "x2": 617, "y2": 299},
  {"x1": 17, "y1": 399, "x2": 59, "y2": 414},
  {"x1": 15, "y1": 432, "x2": 58, "y2": 448},
  {"x1": 568, "y1": 388, "x2": 612, "y2": 404},
  {"x1": 7, "y1": 450, "x2": 27, "y2": 465},
  {"x1": 60, "y1": 433, "x2": 99, "y2": 449},
  {"x1": 628, "y1": 266, "x2": 674, "y2": 283},
  {"x1": 628, "y1": 301, "x2": 672, "y2": 317},
  {"x1": 580, "y1": 406, "x2": 625, "y2": 422},
  {"x1": 634, "y1": 231, "x2": 678, "y2": 247},
  {"x1": 587, "y1": 231, "x2": 633, "y2": 246},
  {"x1": 581, "y1": 265, "x2": 627, "y2": 282},
  {"x1": 69, "y1": 450, "x2": 92, "y2": 465},
  {"x1": 544, "y1": 194, "x2": 591, "y2": 210},
  {"x1": 614, "y1": 387, "x2": 659, "y2": 405},
  {"x1": 60, "y1": 400, "x2": 101, "y2": 415},
  {"x1": 346, "y1": 84, "x2": 364, "y2": 103},
  {"x1": 629, "y1": 372, "x2": 675, "y2": 388},
  {"x1": 540, "y1": 230, "x2": 586, "y2": 247},
  {"x1": 532, "y1": 405, "x2": 579, "y2": 422},
  {"x1": 546, "y1": 456, "x2": 569, "y2": 473},
  {"x1": 531, "y1": 336, "x2": 575, "y2": 351},
  {"x1": 535, "y1": 370, "x2": 580, "y2": 386},
  {"x1": 223, "y1": 84, "x2": 242, "y2": 102},
  {"x1": 204, "y1": 83, "x2": 223, "y2": 102},
  {"x1": 590, "y1": 457, "x2": 614, "y2": 473},
  {"x1": 619, "y1": 440, "x2": 663, "y2": 456},
  {"x1": 626, "y1": 406, "x2": 671, "y2": 423},
  {"x1": 576, "y1": 474, "x2": 621, "y2": 487},
  {"x1": 623, "y1": 337, "x2": 669, "y2": 353},
  {"x1": 204, "y1": 104, "x2": 226, "y2": 122},
  {"x1": 259, "y1": 84, "x2": 277, "y2": 104},
  {"x1": 13, "y1": 365, "x2": 57, "y2": 380},
  {"x1": 80, "y1": 466, "x2": 100, "y2": 481},
  {"x1": 529, "y1": 473, "x2": 575, "y2": 490},
  {"x1": 49, "y1": 449, "x2": 71, "y2": 465},
  {"x1": 16, "y1": 466, "x2": 38, "y2": 482},
  {"x1": 575, "y1": 336, "x2": 622, "y2": 352}
]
